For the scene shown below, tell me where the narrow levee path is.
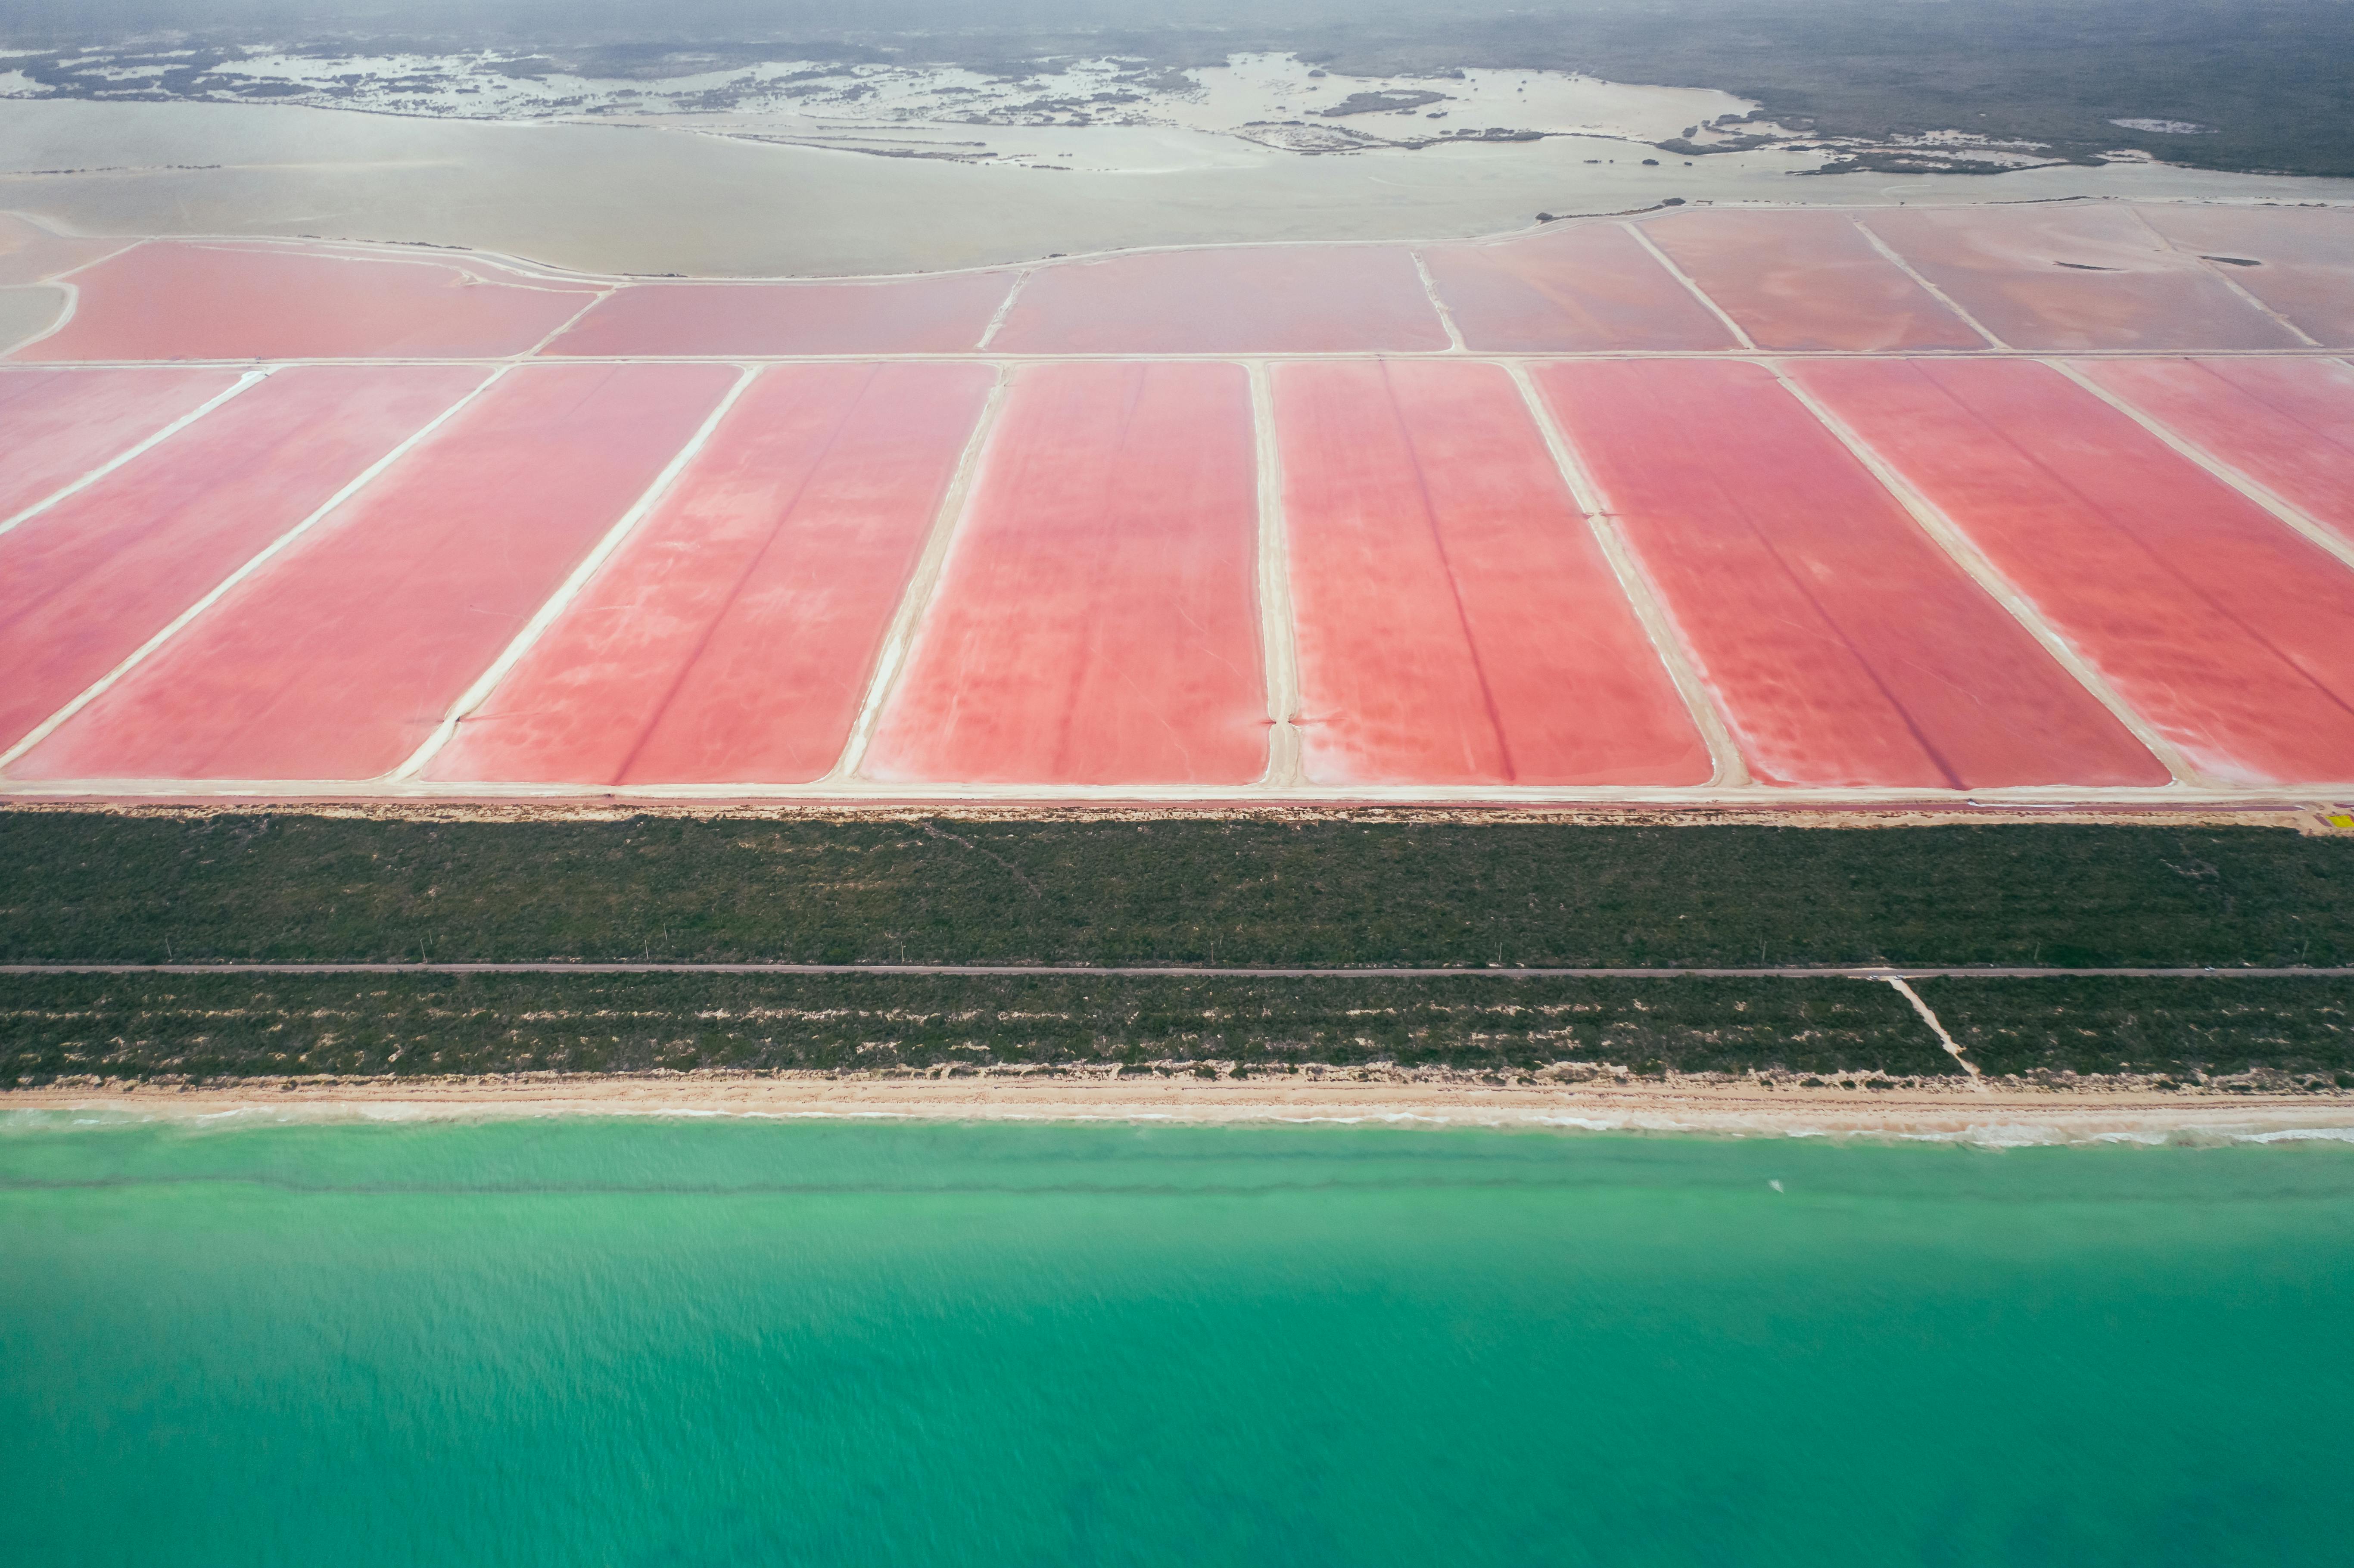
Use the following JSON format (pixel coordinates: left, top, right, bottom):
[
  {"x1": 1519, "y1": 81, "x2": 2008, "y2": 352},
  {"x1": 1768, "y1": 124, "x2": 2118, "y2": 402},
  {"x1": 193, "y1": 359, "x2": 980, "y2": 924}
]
[{"x1": 5, "y1": 963, "x2": 2346, "y2": 977}]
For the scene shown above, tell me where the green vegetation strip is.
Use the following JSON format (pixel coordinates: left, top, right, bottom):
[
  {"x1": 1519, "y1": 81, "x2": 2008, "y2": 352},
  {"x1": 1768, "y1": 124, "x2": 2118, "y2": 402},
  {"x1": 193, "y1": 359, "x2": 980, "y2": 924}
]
[
  {"x1": 5, "y1": 812, "x2": 2352, "y2": 968},
  {"x1": 0, "y1": 972, "x2": 1957, "y2": 1086},
  {"x1": 27, "y1": 0, "x2": 2354, "y2": 176},
  {"x1": 1421, "y1": 0, "x2": 2354, "y2": 177},
  {"x1": 1918, "y1": 977, "x2": 2354, "y2": 1086},
  {"x1": 991, "y1": 0, "x2": 2354, "y2": 178},
  {"x1": 7, "y1": 971, "x2": 2349, "y2": 1090}
]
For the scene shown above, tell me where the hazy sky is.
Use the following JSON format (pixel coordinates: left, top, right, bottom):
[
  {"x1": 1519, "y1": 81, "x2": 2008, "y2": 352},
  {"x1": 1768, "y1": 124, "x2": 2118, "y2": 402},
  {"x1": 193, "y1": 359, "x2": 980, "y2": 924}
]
[{"x1": 0, "y1": 0, "x2": 1483, "y2": 46}]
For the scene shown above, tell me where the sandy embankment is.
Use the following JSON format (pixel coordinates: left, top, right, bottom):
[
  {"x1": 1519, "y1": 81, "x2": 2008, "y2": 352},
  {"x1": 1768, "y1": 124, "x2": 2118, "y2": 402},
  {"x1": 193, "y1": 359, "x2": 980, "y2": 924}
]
[{"x1": 9, "y1": 1072, "x2": 2351, "y2": 1145}]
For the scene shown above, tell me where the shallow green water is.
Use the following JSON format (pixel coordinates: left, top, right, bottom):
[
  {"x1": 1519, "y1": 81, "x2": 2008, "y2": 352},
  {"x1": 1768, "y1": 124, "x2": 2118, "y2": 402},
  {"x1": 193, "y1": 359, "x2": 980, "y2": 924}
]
[{"x1": 3, "y1": 1117, "x2": 2349, "y2": 1566}]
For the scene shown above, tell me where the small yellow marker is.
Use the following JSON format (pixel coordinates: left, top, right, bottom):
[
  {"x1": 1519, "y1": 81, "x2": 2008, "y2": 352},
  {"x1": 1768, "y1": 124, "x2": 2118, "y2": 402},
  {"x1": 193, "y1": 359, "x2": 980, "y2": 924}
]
[{"x1": 2326, "y1": 814, "x2": 2354, "y2": 831}]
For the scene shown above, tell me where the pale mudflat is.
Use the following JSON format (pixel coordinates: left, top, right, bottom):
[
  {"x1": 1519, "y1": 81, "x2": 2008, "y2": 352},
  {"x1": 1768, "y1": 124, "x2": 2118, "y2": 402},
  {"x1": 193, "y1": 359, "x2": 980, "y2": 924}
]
[
  {"x1": 0, "y1": 282, "x2": 61, "y2": 348},
  {"x1": 7, "y1": 96, "x2": 2354, "y2": 277}
]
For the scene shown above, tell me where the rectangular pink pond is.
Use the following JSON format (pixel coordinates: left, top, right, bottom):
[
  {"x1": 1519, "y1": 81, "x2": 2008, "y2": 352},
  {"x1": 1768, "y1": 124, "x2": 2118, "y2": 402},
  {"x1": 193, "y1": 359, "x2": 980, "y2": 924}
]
[
  {"x1": 1275, "y1": 358, "x2": 1709, "y2": 786},
  {"x1": 2134, "y1": 205, "x2": 2354, "y2": 345},
  {"x1": 15, "y1": 364, "x2": 737, "y2": 781},
  {"x1": 985, "y1": 246, "x2": 1450, "y2": 355},
  {"x1": 0, "y1": 366, "x2": 488, "y2": 756},
  {"x1": 430, "y1": 362, "x2": 996, "y2": 785},
  {"x1": 0, "y1": 367, "x2": 244, "y2": 520},
  {"x1": 546, "y1": 274, "x2": 1016, "y2": 357},
  {"x1": 1795, "y1": 357, "x2": 2354, "y2": 785},
  {"x1": 862, "y1": 361, "x2": 1268, "y2": 785},
  {"x1": 2077, "y1": 356, "x2": 2354, "y2": 551},
  {"x1": 14, "y1": 241, "x2": 603, "y2": 362},
  {"x1": 1640, "y1": 208, "x2": 1984, "y2": 352},
  {"x1": 1420, "y1": 222, "x2": 1737, "y2": 352},
  {"x1": 1859, "y1": 205, "x2": 2302, "y2": 352},
  {"x1": 1533, "y1": 359, "x2": 2166, "y2": 790}
]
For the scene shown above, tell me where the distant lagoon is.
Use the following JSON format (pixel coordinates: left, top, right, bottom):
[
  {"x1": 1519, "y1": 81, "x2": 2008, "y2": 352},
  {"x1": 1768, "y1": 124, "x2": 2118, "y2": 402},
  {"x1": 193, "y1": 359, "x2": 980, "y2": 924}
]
[
  {"x1": 3, "y1": 1116, "x2": 2348, "y2": 1565},
  {"x1": 7, "y1": 98, "x2": 2354, "y2": 277}
]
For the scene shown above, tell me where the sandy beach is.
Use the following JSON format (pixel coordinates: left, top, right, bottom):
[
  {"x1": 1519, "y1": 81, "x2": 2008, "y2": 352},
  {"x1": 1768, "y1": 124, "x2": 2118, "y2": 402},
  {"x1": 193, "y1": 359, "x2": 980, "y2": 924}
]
[{"x1": 11, "y1": 1072, "x2": 2351, "y2": 1145}]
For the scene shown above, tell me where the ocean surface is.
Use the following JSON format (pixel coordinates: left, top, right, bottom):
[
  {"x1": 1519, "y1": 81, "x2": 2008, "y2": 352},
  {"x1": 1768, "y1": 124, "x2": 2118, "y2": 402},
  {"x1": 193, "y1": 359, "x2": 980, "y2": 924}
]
[{"x1": 3, "y1": 1116, "x2": 2349, "y2": 1566}]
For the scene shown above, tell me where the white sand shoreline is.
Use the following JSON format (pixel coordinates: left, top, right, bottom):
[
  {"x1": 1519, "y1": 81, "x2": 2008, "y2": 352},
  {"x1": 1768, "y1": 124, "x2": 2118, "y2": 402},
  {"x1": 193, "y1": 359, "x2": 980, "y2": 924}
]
[{"x1": 9, "y1": 1075, "x2": 2352, "y2": 1147}]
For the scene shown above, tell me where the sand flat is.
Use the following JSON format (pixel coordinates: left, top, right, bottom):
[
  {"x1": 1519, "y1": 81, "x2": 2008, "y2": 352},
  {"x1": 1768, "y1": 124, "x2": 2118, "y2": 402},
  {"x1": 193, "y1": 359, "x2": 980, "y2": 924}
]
[{"x1": 9, "y1": 1073, "x2": 2351, "y2": 1145}]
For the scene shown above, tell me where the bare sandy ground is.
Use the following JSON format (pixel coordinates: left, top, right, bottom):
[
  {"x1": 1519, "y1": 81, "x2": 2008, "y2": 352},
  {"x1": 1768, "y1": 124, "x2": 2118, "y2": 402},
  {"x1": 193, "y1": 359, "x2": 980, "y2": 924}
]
[
  {"x1": 4, "y1": 798, "x2": 2347, "y2": 834},
  {"x1": 7, "y1": 792, "x2": 2349, "y2": 828},
  {"x1": 0, "y1": 280, "x2": 61, "y2": 348},
  {"x1": 9, "y1": 1073, "x2": 2351, "y2": 1145}
]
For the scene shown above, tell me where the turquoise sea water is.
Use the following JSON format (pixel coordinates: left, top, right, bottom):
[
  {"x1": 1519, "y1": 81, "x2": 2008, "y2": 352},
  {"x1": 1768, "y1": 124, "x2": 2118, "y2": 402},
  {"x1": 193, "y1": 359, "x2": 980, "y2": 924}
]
[{"x1": 3, "y1": 1118, "x2": 2350, "y2": 1566}]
